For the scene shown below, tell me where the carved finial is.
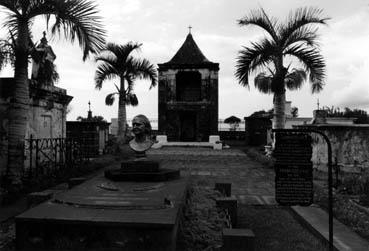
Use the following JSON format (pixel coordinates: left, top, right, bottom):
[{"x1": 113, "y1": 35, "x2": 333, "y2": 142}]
[{"x1": 188, "y1": 25, "x2": 192, "y2": 34}]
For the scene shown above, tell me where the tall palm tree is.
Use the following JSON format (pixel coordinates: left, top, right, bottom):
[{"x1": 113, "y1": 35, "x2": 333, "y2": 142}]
[
  {"x1": 235, "y1": 7, "x2": 328, "y2": 129},
  {"x1": 0, "y1": 0, "x2": 106, "y2": 185},
  {"x1": 94, "y1": 42, "x2": 157, "y2": 144}
]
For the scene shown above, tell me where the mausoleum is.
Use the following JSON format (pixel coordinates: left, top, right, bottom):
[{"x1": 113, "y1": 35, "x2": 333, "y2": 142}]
[{"x1": 158, "y1": 31, "x2": 219, "y2": 141}]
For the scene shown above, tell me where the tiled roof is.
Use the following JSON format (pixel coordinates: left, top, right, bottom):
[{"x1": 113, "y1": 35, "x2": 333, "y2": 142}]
[{"x1": 159, "y1": 33, "x2": 218, "y2": 69}]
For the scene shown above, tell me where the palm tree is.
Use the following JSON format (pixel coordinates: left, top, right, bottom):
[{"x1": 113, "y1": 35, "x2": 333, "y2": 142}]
[
  {"x1": 235, "y1": 7, "x2": 328, "y2": 129},
  {"x1": 94, "y1": 42, "x2": 157, "y2": 144},
  {"x1": 0, "y1": 0, "x2": 106, "y2": 185}
]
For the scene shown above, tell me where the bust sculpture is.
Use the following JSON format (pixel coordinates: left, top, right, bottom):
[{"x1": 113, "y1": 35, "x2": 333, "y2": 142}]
[{"x1": 129, "y1": 114, "x2": 153, "y2": 157}]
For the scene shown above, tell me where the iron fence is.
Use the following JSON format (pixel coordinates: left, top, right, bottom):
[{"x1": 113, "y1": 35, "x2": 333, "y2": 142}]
[{"x1": 23, "y1": 136, "x2": 94, "y2": 179}]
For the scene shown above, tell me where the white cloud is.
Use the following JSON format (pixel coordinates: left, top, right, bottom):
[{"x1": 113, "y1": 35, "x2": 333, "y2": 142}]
[{"x1": 332, "y1": 59, "x2": 369, "y2": 108}]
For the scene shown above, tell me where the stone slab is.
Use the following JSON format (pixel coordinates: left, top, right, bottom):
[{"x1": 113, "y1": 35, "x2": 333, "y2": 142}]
[
  {"x1": 209, "y1": 135, "x2": 220, "y2": 144},
  {"x1": 105, "y1": 168, "x2": 180, "y2": 182},
  {"x1": 68, "y1": 177, "x2": 87, "y2": 189},
  {"x1": 27, "y1": 191, "x2": 53, "y2": 208},
  {"x1": 156, "y1": 135, "x2": 168, "y2": 143},
  {"x1": 121, "y1": 160, "x2": 160, "y2": 172},
  {"x1": 222, "y1": 228, "x2": 255, "y2": 251},
  {"x1": 213, "y1": 143, "x2": 223, "y2": 150},
  {"x1": 15, "y1": 171, "x2": 189, "y2": 250},
  {"x1": 291, "y1": 205, "x2": 369, "y2": 251}
]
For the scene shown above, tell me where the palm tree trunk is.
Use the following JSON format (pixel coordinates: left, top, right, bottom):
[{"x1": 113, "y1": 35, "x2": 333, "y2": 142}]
[
  {"x1": 117, "y1": 78, "x2": 127, "y2": 144},
  {"x1": 272, "y1": 56, "x2": 287, "y2": 129},
  {"x1": 7, "y1": 21, "x2": 30, "y2": 186},
  {"x1": 273, "y1": 91, "x2": 286, "y2": 129}
]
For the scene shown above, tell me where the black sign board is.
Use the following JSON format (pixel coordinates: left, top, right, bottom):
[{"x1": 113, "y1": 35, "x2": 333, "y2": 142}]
[{"x1": 274, "y1": 133, "x2": 313, "y2": 206}]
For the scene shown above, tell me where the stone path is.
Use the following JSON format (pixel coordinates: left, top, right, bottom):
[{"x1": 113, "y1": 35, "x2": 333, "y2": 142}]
[
  {"x1": 2, "y1": 147, "x2": 369, "y2": 250},
  {"x1": 149, "y1": 147, "x2": 277, "y2": 206},
  {"x1": 149, "y1": 147, "x2": 369, "y2": 251}
]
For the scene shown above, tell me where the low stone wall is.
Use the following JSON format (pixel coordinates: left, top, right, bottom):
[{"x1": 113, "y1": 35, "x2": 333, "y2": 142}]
[
  {"x1": 296, "y1": 125, "x2": 369, "y2": 172},
  {"x1": 218, "y1": 131, "x2": 245, "y2": 141}
]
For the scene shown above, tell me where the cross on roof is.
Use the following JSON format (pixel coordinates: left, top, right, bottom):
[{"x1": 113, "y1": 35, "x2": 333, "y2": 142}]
[
  {"x1": 188, "y1": 25, "x2": 192, "y2": 34},
  {"x1": 88, "y1": 100, "x2": 91, "y2": 111}
]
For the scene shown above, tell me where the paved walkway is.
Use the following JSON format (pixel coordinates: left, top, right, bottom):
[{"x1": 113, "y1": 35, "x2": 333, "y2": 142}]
[
  {"x1": 1, "y1": 147, "x2": 369, "y2": 250},
  {"x1": 149, "y1": 147, "x2": 369, "y2": 251}
]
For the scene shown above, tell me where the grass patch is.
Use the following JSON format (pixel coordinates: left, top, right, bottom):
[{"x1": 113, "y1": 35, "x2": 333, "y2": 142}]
[
  {"x1": 177, "y1": 178, "x2": 228, "y2": 251},
  {"x1": 245, "y1": 147, "x2": 275, "y2": 168},
  {"x1": 238, "y1": 205, "x2": 328, "y2": 251},
  {"x1": 314, "y1": 183, "x2": 369, "y2": 240}
]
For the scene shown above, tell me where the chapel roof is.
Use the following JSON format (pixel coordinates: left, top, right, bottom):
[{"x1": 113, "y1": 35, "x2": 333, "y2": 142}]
[{"x1": 159, "y1": 33, "x2": 219, "y2": 70}]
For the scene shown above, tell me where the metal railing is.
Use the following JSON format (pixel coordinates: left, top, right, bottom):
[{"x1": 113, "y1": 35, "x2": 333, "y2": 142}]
[{"x1": 24, "y1": 136, "x2": 94, "y2": 179}]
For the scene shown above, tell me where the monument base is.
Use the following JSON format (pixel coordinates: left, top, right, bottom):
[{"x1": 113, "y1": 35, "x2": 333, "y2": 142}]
[
  {"x1": 105, "y1": 159, "x2": 180, "y2": 182},
  {"x1": 105, "y1": 168, "x2": 180, "y2": 182},
  {"x1": 16, "y1": 170, "x2": 188, "y2": 251}
]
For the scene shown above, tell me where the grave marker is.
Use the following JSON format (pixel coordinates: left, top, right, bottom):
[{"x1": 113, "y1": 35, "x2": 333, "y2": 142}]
[{"x1": 274, "y1": 133, "x2": 313, "y2": 206}]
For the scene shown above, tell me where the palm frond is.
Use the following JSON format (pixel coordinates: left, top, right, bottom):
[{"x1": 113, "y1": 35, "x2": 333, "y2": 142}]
[
  {"x1": 235, "y1": 38, "x2": 276, "y2": 87},
  {"x1": 254, "y1": 72, "x2": 273, "y2": 94},
  {"x1": 280, "y1": 7, "x2": 329, "y2": 46},
  {"x1": 0, "y1": 0, "x2": 20, "y2": 15},
  {"x1": 126, "y1": 93, "x2": 138, "y2": 107},
  {"x1": 105, "y1": 92, "x2": 117, "y2": 106},
  {"x1": 95, "y1": 53, "x2": 117, "y2": 65},
  {"x1": 284, "y1": 44, "x2": 325, "y2": 93},
  {"x1": 284, "y1": 68, "x2": 306, "y2": 91},
  {"x1": 126, "y1": 57, "x2": 158, "y2": 89},
  {"x1": 3, "y1": 13, "x2": 19, "y2": 40},
  {"x1": 103, "y1": 42, "x2": 141, "y2": 66},
  {"x1": 238, "y1": 8, "x2": 279, "y2": 41},
  {"x1": 28, "y1": 0, "x2": 106, "y2": 61},
  {"x1": 283, "y1": 26, "x2": 320, "y2": 49},
  {"x1": 94, "y1": 62, "x2": 119, "y2": 89}
]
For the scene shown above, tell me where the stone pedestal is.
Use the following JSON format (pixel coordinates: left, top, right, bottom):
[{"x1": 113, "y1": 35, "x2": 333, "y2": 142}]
[
  {"x1": 209, "y1": 135, "x2": 220, "y2": 144},
  {"x1": 222, "y1": 228, "x2": 255, "y2": 251},
  {"x1": 105, "y1": 159, "x2": 180, "y2": 182},
  {"x1": 156, "y1": 135, "x2": 168, "y2": 143}
]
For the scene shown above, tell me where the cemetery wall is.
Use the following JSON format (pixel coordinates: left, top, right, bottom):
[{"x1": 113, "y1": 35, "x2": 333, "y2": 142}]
[{"x1": 298, "y1": 125, "x2": 369, "y2": 172}]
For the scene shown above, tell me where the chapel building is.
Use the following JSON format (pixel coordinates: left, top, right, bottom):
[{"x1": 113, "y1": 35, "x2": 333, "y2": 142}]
[{"x1": 158, "y1": 32, "x2": 219, "y2": 141}]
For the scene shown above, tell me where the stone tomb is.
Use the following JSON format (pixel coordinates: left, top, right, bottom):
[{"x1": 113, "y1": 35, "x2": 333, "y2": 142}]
[
  {"x1": 16, "y1": 164, "x2": 188, "y2": 250},
  {"x1": 105, "y1": 159, "x2": 180, "y2": 182}
]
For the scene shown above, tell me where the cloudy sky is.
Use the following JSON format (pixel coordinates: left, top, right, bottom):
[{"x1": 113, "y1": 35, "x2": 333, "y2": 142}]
[{"x1": 1, "y1": 0, "x2": 368, "y2": 121}]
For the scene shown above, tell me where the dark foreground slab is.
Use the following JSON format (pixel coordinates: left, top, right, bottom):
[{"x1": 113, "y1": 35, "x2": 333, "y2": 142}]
[{"x1": 15, "y1": 170, "x2": 188, "y2": 251}]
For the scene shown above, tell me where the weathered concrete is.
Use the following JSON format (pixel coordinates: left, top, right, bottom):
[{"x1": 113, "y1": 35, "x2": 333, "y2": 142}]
[
  {"x1": 15, "y1": 165, "x2": 189, "y2": 250},
  {"x1": 222, "y1": 228, "x2": 255, "y2": 251},
  {"x1": 296, "y1": 124, "x2": 369, "y2": 172},
  {"x1": 291, "y1": 205, "x2": 369, "y2": 251}
]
